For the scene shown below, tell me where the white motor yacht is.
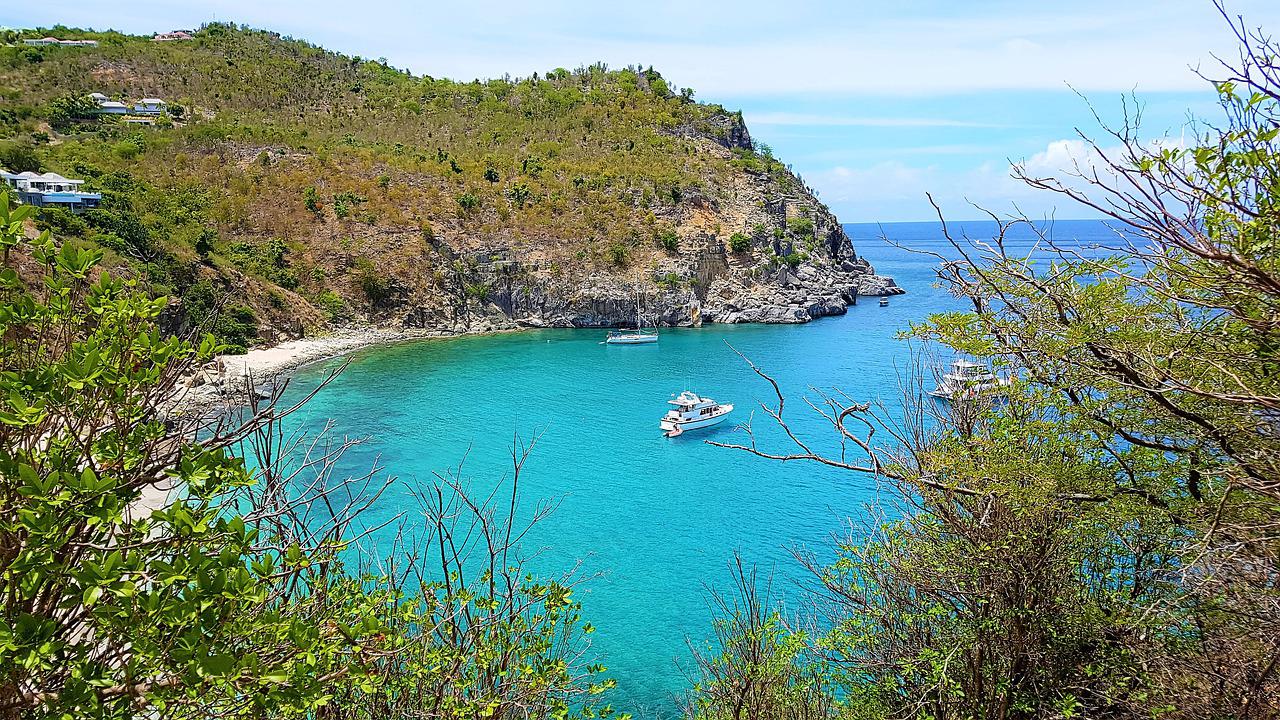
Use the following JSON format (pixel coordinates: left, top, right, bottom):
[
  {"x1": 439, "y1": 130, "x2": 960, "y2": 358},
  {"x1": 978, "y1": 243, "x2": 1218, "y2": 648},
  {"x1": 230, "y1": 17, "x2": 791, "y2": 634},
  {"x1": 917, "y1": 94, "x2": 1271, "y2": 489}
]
[
  {"x1": 928, "y1": 359, "x2": 1010, "y2": 400},
  {"x1": 660, "y1": 391, "x2": 733, "y2": 437}
]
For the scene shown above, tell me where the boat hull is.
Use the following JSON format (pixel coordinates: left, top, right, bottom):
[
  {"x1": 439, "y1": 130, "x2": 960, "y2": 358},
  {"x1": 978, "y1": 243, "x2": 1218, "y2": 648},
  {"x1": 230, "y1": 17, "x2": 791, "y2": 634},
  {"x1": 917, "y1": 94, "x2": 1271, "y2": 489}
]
[
  {"x1": 660, "y1": 406, "x2": 733, "y2": 434},
  {"x1": 928, "y1": 384, "x2": 1006, "y2": 401},
  {"x1": 605, "y1": 334, "x2": 658, "y2": 345}
]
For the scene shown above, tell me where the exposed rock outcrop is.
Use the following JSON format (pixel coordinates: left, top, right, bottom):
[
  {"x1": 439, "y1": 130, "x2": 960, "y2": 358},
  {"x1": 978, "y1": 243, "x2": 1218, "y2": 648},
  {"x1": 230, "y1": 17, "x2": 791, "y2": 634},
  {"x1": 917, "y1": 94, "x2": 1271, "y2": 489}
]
[
  {"x1": 394, "y1": 230, "x2": 902, "y2": 333},
  {"x1": 372, "y1": 109, "x2": 903, "y2": 333}
]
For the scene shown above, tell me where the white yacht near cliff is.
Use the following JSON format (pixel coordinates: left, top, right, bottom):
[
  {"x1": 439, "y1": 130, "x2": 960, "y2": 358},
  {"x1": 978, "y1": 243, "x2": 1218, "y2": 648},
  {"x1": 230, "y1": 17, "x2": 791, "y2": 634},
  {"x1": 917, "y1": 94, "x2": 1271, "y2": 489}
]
[{"x1": 660, "y1": 391, "x2": 734, "y2": 437}]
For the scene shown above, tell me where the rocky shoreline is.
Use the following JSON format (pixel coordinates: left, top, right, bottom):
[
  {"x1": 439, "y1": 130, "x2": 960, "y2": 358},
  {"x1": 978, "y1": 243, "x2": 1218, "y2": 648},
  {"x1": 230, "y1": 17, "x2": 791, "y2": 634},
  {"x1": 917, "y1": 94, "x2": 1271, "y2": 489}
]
[
  {"x1": 393, "y1": 236, "x2": 904, "y2": 336},
  {"x1": 171, "y1": 271, "x2": 903, "y2": 416}
]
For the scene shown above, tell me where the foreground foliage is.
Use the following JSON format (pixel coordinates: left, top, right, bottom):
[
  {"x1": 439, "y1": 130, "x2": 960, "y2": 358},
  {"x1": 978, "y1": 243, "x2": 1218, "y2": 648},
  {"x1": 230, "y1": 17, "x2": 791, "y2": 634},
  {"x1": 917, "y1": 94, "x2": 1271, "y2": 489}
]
[
  {"x1": 689, "y1": 10, "x2": 1280, "y2": 720},
  {"x1": 0, "y1": 191, "x2": 617, "y2": 718}
]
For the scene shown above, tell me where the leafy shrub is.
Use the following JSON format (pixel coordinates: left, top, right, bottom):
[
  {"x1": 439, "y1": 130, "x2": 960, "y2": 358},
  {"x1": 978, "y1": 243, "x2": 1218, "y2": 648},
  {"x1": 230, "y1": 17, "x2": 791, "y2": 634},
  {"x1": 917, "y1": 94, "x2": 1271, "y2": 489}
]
[
  {"x1": 520, "y1": 155, "x2": 544, "y2": 178},
  {"x1": 35, "y1": 207, "x2": 88, "y2": 238},
  {"x1": 457, "y1": 192, "x2": 480, "y2": 212},
  {"x1": 335, "y1": 190, "x2": 367, "y2": 206},
  {"x1": 656, "y1": 227, "x2": 679, "y2": 252},
  {"x1": 113, "y1": 137, "x2": 143, "y2": 160},
  {"x1": 227, "y1": 238, "x2": 298, "y2": 289},
  {"x1": 787, "y1": 216, "x2": 815, "y2": 240},
  {"x1": 0, "y1": 141, "x2": 40, "y2": 173},
  {"x1": 87, "y1": 207, "x2": 157, "y2": 261},
  {"x1": 181, "y1": 279, "x2": 258, "y2": 352},
  {"x1": 303, "y1": 185, "x2": 321, "y2": 215},
  {"x1": 45, "y1": 94, "x2": 98, "y2": 132},
  {"x1": 605, "y1": 241, "x2": 630, "y2": 267},
  {"x1": 729, "y1": 232, "x2": 751, "y2": 253},
  {"x1": 354, "y1": 258, "x2": 394, "y2": 305},
  {"x1": 657, "y1": 272, "x2": 684, "y2": 289},
  {"x1": 313, "y1": 289, "x2": 348, "y2": 321},
  {"x1": 507, "y1": 183, "x2": 532, "y2": 208},
  {"x1": 193, "y1": 228, "x2": 215, "y2": 258}
]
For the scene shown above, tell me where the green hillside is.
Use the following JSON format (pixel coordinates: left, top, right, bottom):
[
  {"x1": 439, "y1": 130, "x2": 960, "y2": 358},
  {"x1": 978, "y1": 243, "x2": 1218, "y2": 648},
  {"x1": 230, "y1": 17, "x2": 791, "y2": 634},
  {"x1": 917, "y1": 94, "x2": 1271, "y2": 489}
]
[{"x1": 0, "y1": 23, "x2": 834, "y2": 351}]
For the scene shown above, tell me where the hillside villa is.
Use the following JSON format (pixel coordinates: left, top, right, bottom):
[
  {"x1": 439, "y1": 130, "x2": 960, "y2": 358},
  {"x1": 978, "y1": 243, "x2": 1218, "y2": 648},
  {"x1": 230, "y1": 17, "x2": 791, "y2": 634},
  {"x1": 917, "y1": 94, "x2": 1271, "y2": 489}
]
[
  {"x1": 88, "y1": 92, "x2": 129, "y2": 115},
  {"x1": 134, "y1": 98, "x2": 167, "y2": 115},
  {"x1": 153, "y1": 30, "x2": 194, "y2": 41},
  {"x1": 88, "y1": 93, "x2": 168, "y2": 118},
  {"x1": 1, "y1": 170, "x2": 101, "y2": 211}
]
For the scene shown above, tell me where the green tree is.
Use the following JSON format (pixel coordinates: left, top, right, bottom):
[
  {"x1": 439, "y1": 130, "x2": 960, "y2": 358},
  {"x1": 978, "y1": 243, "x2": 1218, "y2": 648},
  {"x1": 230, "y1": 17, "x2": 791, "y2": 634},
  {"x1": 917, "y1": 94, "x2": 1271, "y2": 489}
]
[
  {"x1": 302, "y1": 185, "x2": 321, "y2": 215},
  {"x1": 656, "y1": 227, "x2": 679, "y2": 252},
  {"x1": 695, "y1": 12, "x2": 1280, "y2": 720},
  {"x1": 0, "y1": 193, "x2": 380, "y2": 718},
  {"x1": 0, "y1": 192, "x2": 621, "y2": 719},
  {"x1": 0, "y1": 143, "x2": 40, "y2": 173},
  {"x1": 507, "y1": 182, "x2": 532, "y2": 208},
  {"x1": 456, "y1": 191, "x2": 480, "y2": 213},
  {"x1": 45, "y1": 94, "x2": 98, "y2": 132}
]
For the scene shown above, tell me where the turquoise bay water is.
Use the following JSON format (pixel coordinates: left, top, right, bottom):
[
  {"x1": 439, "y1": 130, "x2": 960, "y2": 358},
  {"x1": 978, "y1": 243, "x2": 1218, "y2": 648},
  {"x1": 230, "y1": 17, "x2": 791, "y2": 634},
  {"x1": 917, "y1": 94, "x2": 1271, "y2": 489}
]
[{"x1": 281, "y1": 220, "x2": 1112, "y2": 717}]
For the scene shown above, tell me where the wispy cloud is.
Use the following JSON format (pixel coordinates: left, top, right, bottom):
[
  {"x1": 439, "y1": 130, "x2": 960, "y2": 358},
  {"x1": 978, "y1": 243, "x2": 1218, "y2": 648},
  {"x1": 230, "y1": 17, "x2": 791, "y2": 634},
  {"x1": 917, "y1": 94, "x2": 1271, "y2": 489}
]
[{"x1": 746, "y1": 112, "x2": 1003, "y2": 128}]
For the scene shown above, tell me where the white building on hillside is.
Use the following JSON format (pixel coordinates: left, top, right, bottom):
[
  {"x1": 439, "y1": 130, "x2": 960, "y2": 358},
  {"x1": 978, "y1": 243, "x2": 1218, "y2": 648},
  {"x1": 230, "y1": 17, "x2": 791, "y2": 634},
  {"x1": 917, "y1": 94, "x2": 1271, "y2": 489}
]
[
  {"x1": 1, "y1": 170, "x2": 102, "y2": 211},
  {"x1": 133, "y1": 98, "x2": 167, "y2": 115},
  {"x1": 89, "y1": 93, "x2": 130, "y2": 115}
]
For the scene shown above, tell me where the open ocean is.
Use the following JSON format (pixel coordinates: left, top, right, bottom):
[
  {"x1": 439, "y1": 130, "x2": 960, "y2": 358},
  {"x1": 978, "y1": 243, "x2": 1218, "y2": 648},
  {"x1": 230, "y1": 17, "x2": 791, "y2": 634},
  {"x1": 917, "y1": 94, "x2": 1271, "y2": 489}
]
[{"x1": 280, "y1": 219, "x2": 1117, "y2": 717}]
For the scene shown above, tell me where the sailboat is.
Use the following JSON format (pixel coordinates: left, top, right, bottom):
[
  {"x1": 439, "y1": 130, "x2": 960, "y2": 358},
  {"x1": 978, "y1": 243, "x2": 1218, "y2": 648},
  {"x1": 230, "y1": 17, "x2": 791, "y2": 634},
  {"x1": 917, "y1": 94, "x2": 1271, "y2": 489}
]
[{"x1": 605, "y1": 292, "x2": 659, "y2": 345}]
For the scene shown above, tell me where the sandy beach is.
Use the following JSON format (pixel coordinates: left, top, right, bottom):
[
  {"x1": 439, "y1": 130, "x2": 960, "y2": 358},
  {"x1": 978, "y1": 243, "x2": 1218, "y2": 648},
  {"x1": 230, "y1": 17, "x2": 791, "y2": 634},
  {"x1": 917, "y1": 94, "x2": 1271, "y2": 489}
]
[
  {"x1": 168, "y1": 326, "x2": 432, "y2": 416},
  {"x1": 139, "y1": 327, "x2": 431, "y2": 514}
]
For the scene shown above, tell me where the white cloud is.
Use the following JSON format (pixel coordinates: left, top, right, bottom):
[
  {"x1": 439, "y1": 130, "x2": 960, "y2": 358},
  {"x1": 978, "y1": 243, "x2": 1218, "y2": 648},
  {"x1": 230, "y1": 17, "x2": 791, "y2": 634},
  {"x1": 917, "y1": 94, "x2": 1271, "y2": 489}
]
[
  {"x1": 809, "y1": 140, "x2": 1101, "y2": 221},
  {"x1": 1019, "y1": 139, "x2": 1110, "y2": 177},
  {"x1": 810, "y1": 135, "x2": 1202, "y2": 222},
  {"x1": 1016, "y1": 135, "x2": 1188, "y2": 181}
]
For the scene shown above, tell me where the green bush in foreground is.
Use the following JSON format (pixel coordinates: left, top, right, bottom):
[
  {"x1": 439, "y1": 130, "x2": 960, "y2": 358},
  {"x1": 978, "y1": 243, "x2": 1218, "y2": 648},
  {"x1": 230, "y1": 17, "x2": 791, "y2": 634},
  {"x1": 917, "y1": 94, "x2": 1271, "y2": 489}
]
[
  {"x1": 688, "y1": 14, "x2": 1280, "y2": 720},
  {"x1": 0, "y1": 191, "x2": 619, "y2": 719}
]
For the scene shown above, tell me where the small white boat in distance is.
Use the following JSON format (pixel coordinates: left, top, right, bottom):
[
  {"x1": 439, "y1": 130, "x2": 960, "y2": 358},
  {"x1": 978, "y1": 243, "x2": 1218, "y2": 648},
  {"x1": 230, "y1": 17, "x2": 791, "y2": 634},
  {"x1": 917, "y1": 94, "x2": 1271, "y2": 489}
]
[
  {"x1": 661, "y1": 391, "x2": 733, "y2": 437},
  {"x1": 878, "y1": 295, "x2": 890, "y2": 307},
  {"x1": 606, "y1": 329, "x2": 659, "y2": 344},
  {"x1": 928, "y1": 359, "x2": 1010, "y2": 400}
]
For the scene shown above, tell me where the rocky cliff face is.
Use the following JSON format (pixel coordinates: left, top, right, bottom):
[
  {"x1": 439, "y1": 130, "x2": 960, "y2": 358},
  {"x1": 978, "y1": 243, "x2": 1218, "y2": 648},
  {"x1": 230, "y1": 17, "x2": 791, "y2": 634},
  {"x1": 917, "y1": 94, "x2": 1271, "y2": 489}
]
[{"x1": 379, "y1": 113, "x2": 902, "y2": 335}]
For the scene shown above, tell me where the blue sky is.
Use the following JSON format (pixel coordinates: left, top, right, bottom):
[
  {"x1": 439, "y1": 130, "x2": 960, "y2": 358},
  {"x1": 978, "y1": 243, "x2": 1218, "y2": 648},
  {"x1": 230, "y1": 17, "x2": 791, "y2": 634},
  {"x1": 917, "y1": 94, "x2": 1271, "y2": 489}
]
[{"x1": 5, "y1": 0, "x2": 1279, "y2": 221}]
